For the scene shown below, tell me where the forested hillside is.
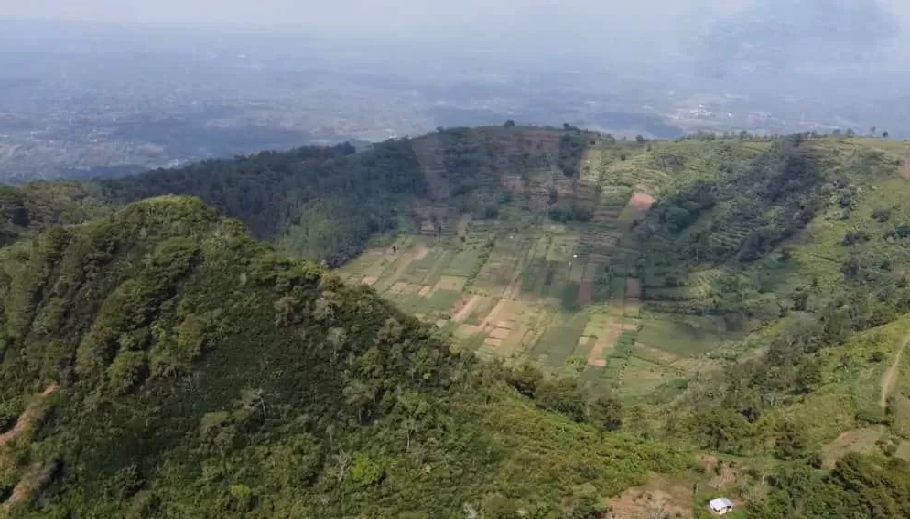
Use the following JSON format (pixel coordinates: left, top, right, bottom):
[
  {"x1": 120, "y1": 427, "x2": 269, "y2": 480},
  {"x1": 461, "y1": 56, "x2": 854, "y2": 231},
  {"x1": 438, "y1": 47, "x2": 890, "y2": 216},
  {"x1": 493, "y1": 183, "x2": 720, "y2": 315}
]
[
  {"x1": 4, "y1": 127, "x2": 910, "y2": 516},
  {"x1": 0, "y1": 196, "x2": 684, "y2": 517}
]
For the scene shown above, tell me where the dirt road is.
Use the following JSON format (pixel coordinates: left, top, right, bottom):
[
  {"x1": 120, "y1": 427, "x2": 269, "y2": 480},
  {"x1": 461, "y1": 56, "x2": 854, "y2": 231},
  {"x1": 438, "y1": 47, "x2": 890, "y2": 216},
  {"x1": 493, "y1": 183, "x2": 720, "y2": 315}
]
[{"x1": 880, "y1": 336, "x2": 909, "y2": 408}]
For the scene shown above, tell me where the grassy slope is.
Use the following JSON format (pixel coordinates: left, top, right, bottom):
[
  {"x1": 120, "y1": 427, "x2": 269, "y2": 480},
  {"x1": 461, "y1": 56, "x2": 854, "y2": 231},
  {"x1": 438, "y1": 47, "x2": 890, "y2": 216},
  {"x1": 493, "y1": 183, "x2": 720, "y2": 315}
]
[{"x1": 0, "y1": 196, "x2": 685, "y2": 517}]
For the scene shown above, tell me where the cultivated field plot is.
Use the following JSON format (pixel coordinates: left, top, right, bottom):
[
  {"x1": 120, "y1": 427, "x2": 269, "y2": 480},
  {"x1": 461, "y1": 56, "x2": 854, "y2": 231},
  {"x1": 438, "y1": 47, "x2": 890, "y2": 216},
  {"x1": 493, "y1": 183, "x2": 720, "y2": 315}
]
[{"x1": 335, "y1": 141, "x2": 746, "y2": 386}]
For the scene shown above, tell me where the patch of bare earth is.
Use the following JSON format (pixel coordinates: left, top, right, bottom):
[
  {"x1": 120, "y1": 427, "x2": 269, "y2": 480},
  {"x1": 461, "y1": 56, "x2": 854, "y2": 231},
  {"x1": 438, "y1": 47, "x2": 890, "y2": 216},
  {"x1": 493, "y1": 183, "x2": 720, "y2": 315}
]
[
  {"x1": 359, "y1": 276, "x2": 378, "y2": 287},
  {"x1": 3, "y1": 460, "x2": 59, "y2": 511},
  {"x1": 589, "y1": 320, "x2": 621, "y2": 367},
  {"x1": 479, "y1": 265, "x2": 524, "y2": 334},
  {"x1": 900, "y1": 161, "x2": 910, "y2": 180},
  {"x1": 821, "y1": 427, "x2": 884, "y2": 468},
  {"x1": 618, "y1": 192, "x2": 657, "y2": 225},
  {"x1": 608, "y1": 474, "x2": 693, "y2": 519},
  {"x1": 881, "y1": 335, "x2": 909, "y2": 408},
  {"x1": 413, "y1": 245, "x2": 429, "y2": 260},
  {"x1": 481, "y1": 300, "x2": 519, "y2": 335},
  {"x1": 0, "y1": 384, "x2": 58, "y2": 448}
]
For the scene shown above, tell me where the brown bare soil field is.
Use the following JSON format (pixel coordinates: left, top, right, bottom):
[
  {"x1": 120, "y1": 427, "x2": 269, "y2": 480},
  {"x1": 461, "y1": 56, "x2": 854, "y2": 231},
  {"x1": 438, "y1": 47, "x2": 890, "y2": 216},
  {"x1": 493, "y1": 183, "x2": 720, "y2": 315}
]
[
  {"x1": 821, "y1": 427, "x2": 883, "y2": 468},
  {"x1": 489, "y1": 327, "x2": 512, "y2": 340},
  {"x1": 608, "y1": 474, "x2": 693, "y2": 519},
  {"x1": 588, "y1": 320, "x2": 622, "y2": 367}
]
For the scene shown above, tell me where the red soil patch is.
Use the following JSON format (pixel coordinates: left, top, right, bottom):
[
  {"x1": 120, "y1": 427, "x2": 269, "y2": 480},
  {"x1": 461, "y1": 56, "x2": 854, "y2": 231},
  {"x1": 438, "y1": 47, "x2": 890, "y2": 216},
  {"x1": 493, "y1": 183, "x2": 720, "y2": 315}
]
[
  {"x1": 900, "y1": 161, "x2": 910, "y2": 180},
  {"x1": 629, "y1": 192, "x2": 656, "y2": 210},
  {"x1": 413, "y1": 245, "x2": 429, "y2": 260}
]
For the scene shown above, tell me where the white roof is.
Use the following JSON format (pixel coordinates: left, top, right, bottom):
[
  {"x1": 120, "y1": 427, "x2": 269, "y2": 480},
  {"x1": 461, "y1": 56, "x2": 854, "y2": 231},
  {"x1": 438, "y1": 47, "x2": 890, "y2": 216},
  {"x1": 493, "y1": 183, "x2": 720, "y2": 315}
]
[{"x1": 709, "y1": 498, "x2": 733, "y2": 509}]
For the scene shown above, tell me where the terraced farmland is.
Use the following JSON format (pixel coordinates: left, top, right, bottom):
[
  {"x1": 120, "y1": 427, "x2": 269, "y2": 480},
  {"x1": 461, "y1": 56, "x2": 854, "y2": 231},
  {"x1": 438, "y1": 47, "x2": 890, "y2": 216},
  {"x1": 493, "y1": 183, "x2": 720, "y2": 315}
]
[
  {"x1": 335, "y1": 131, "x2": 764, "y2": 391},
  {"x1": 338, "y1": 200, "x2": 712, "y2": 393}
]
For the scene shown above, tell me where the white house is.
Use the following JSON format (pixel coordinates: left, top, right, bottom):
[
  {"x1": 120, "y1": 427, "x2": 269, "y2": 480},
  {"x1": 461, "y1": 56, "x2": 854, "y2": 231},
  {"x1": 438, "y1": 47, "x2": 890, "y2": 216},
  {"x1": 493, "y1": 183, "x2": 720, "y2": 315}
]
[{"x1": 708, "y1": 497, "x2": 734, "y2": 515}]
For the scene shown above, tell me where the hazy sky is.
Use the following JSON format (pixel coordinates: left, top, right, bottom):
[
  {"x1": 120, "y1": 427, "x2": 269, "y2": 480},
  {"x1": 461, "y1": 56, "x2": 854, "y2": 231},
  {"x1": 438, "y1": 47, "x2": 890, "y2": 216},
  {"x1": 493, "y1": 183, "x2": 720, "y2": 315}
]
[
  {"x1": 5, "y1": 0, "x2": 740, "y2": 30},
  {"x1": 4, "y1": 0, "x2": 909, "y2": 66}
]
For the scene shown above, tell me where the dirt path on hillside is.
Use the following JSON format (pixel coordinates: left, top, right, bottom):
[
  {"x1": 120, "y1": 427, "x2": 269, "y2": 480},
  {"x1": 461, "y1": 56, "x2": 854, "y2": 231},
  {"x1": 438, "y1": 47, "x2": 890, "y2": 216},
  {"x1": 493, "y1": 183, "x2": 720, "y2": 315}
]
[
  {"x1": 881, "y1": 336, "x2": 909, "y2": 408},
  {"x1": 0, "y1": 384, "x2": 58, "y2": 448}
]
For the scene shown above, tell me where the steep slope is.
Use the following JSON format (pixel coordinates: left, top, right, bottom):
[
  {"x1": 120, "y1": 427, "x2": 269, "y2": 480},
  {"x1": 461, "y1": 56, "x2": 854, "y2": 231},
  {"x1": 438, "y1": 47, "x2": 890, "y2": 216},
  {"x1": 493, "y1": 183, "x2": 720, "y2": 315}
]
[{"x1": 0, "y1": 196, "x2": 683, "y2": 517}]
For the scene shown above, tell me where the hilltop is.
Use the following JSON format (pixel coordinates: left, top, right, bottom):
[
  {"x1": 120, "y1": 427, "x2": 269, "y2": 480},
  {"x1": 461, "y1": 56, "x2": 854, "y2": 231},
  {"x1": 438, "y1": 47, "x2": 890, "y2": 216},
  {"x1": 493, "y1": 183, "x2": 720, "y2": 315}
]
[{"x1": 3, "y1": 126, "x2": 910, "y2": 516}]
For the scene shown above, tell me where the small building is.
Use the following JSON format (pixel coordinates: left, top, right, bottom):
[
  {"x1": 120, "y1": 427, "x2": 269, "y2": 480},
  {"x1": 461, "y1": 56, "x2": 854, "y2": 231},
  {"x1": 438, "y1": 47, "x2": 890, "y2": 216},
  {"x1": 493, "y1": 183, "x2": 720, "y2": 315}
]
[{"x1": 708, "y1": 498, "x2": 734, "y2": 515}]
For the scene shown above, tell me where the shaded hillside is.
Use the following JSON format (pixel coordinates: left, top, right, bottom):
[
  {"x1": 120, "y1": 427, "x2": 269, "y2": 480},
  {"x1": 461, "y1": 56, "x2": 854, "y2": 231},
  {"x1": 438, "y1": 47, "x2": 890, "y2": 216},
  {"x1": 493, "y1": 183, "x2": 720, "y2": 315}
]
[
  {"x1": 0, "y1": 196, "x2": 684, "y2": 517},
  {"x1": 97, "y1": 141, "x2": 423, "y2": 266},
  {"x1": 0, "y1": 182, "x2": 104, "y2": 247},
  {"x1": 89, "y1": 126, "x2": 601, "y2": 266}
]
